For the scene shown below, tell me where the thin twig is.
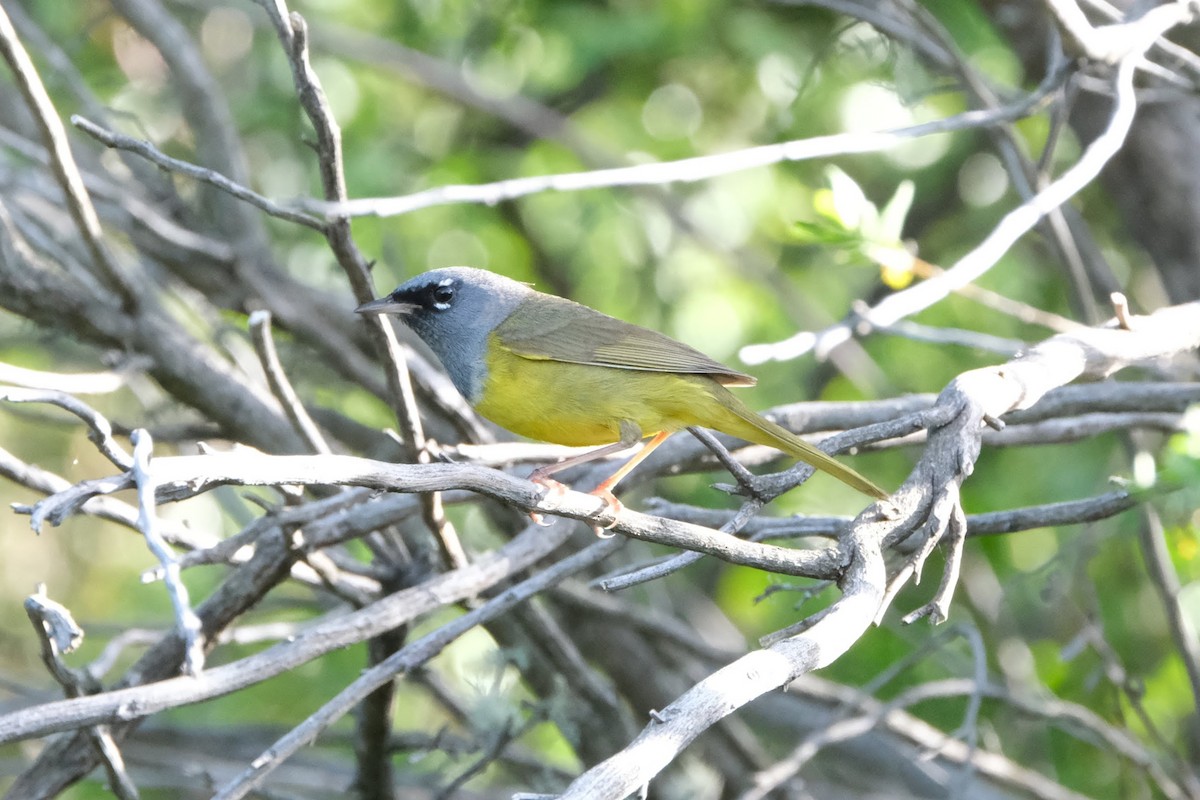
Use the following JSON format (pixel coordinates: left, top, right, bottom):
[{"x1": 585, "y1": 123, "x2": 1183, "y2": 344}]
[
  {"x1": 0, "y1": 388, "x2": 133, "y2": 470},
  {"x1": 210, "y1": 537, "x2": 619, "y2": 799},
  {"x1": 303, "y1": 79, "x2": 1060, "y2": 219},
  {"x1": 0, "y1": 124, "x2": 236, "y2": 265},
  {"x1": 863, "y1": 317, "x2": 1026, "y2": 355},
  {"x1": 435, "y1": 711, "x2": 545, "y2": 800},
  {"x1": 24, "y1": 588, "x2": 139, "y2": 800},
  {"x1": 72, "y1": 116, "x2": 327, "y2": 231},
  {"x1": 130, "y1": 430, "x2": 205, "y2": 676},
  {"x1": 944, "y1": 625, "x2": 987, "y2": 793},
  {"x1": 909, "y1": 257, "x2": 1087, "y2": 333},
  {"x1": 0, "y1": 5, "x2": 135, "y2": 307},
  {"x1": 84, "y1": 629, "x2": 162, "y2": 684},
  {"x1": 256, "y1": 1, "x2": 466, "y2": 569},
  {"x1": 1136, "y1": 504, "x2": 1200, "y2": 720},
  {"x1": 0, "y1": 362, "x2": 132, "y2": 394},
  {"x1": 1072, "y1": 614, "x2": 1200, "y2": 798},
  {"x1": 740, "y1": 37, "x2": 1150, "y2": 365},
  {"x1": 248, "y1": 310, "x2": 332, "y2": 455},
  {"x1": 1111, "y1": 291, "x2": 1134, "y2": 330}
]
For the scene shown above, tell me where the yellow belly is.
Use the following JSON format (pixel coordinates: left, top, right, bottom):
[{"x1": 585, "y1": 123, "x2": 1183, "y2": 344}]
[{"x1": 474, "y1": 338, "x2": 723, "y2": 446}]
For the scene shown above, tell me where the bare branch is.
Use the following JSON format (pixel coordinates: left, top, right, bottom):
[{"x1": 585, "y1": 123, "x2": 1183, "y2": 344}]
[
  {"x1": 740, "y1": 35, "x2": 1150, "y2": 364},
  {"x1": 25, "y1": 451, "x2": 850, "y2": 580},
  {"x1": 0, "y1": 4, "x2": 136, "y2": 306},
  {"x1": 248, "y1": 310, "x2": 332, "y2": 455},
  {"x1": 24, "y1": 588, "x2": 138, "y2": 800},
  {"x1": 304, "y1": 80, "x2": 1060, "y2": 220},
  {"x1": 130, "y1": 430, "x2": 205, "y2": 676},
  {"x1": 0, "y1": 388, "x2": 132, "y2": 470},
  {"x1": 72, "y1": 116, "x2": 327, "y2": 231},
  {"x1": 0, "y1": 519, "x2": 575, "y2": 745},
  {"x1": 210, "y1": 537, "x2": 621, "y2": 799},
  {"x1": 0, "y1": 362, "x2": 132, "y2": 394}
]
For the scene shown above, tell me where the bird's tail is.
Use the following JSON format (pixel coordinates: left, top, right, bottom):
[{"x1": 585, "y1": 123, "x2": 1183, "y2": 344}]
[{"x1": 709, "y1": 389, "x2": 888, "y2": 500}]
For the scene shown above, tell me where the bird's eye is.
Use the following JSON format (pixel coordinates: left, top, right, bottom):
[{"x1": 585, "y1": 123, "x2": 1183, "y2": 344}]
[{"x1": 431, "y1": 284, "x2": 455, "y2": 308}]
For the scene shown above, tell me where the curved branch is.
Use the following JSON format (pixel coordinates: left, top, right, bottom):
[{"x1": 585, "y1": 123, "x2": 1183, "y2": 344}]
[
  {"x1": 24, "y1": 452, "x2": 849, "y2": 580},
  {"x1": 559, "y1": 526, "x2": 886, "y2": 798},
  {"x1": 553, "y1": 296, "x2": 1200, "y2": 794}
]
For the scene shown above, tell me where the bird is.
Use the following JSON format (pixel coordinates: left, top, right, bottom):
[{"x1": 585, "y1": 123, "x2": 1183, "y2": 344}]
[{"x1": 356, "y1": 267, "x2": 887, "y2": 515}]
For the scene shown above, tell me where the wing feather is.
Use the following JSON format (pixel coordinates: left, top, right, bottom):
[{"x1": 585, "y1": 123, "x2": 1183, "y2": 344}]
[{"x1": 495, "y1": 294, "x2": 755, "y2": 387}]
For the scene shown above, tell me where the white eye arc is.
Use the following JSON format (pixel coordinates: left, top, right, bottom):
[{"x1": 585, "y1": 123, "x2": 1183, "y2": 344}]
[{"x1": 431, "y1": 281, "x2": 455, "y2": 310}]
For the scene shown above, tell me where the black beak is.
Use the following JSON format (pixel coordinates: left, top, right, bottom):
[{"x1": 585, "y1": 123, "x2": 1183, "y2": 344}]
[{"x1": 355, "y1": 296, "x2": 417, "y2": 315}]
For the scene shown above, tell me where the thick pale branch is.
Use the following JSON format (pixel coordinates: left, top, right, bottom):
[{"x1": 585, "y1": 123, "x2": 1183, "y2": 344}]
[
  {"x1": 555, "y1": 295, "x2": 1200, "y2": 794},
  {"x1": 558, "y1": 526, "x2": 887, "y2": 798},
  {"x1": 3, "y1": 4, "x2": 1199, "y2": 796},
  {"x1": 740, "y1": 44, "x2": 1149, "y2": 364}
]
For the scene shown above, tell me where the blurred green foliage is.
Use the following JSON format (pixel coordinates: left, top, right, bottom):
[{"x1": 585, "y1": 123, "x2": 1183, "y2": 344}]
[{"x1": 0, "y1": 0, "x2": 1197, "y2": 798}]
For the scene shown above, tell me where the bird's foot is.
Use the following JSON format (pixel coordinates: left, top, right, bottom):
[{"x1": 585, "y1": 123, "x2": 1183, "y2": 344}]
[
  {"x1": 530, "y1": 475, "x2": 569, "y2": 527},
  {"x1": 529, "y1": 475, "x2": 624, "y2": 534},
  {"x1": 588, "y1": 487, "x2": 624, "y2": 537}
]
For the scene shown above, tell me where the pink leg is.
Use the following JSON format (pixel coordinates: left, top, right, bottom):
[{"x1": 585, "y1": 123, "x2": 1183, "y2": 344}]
[
  {"x1": 593, "y1": 430, "x2": 671, "y2": 498},
  {"x1": 583, "y1": 430, "x2": 672, "y2": 532},
  {"x1": 528, "y1": 437, "x2": 641, "y2": 485},
  {"x1": 528, "y1": 426, "x2": 672, "y2": 531},
  {"x1": 528, "y1": 426, "x2": 642, "y2": 527}
]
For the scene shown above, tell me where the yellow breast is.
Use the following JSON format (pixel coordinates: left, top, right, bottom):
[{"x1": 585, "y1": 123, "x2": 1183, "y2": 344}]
[{"x1": 474, "y1": 334, "x2": 723, "y2": 446}]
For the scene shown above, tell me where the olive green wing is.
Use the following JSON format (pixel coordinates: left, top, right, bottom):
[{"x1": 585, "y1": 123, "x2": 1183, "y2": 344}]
[{"x1": 494, "y1": 293, "x2": 755, "y2": 387}]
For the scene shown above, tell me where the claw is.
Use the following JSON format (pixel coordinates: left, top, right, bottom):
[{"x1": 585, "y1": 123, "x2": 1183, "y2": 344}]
[
  {"x1": 592, "y1": 487, "x2": 624, "y2": 523},
  {"x1": 530, "y1": 475, "x2": 569, "y2": 526},
  {"x1": 531, "y1": 473, "x2": 626, "y2": 535},
  {"x1": 588, "y1": 487, "x2": 624, "y2": 536}
]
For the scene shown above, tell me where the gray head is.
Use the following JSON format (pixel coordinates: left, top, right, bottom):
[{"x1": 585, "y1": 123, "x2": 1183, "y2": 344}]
[{"x1": 356, "y1": 267, "x2": 532, "y2": 402}]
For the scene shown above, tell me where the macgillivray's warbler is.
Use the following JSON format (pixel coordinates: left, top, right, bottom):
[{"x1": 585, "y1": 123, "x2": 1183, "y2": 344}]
[{"x1": 356, "y1": 267, "x2": 887, "y2": 511}]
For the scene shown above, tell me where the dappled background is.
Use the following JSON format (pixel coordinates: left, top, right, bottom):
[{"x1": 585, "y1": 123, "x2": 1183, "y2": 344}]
[{"x1": 1, "y1": 0, "x2": 1198, "y2": 798}]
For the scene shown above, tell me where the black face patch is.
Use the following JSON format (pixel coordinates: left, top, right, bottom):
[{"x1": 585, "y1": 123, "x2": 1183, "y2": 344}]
[{"x1": 398, "y1": 277, "x2": 458, "y2": 313}]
